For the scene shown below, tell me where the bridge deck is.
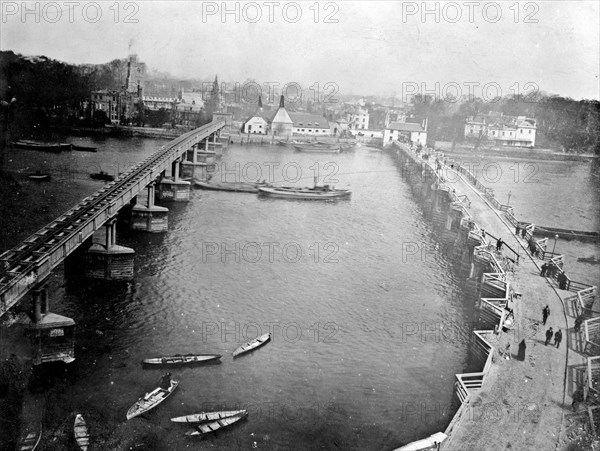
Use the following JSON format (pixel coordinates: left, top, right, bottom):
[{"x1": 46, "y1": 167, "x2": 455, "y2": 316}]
[{"x1": 0, "y1": 120, "x2": 225, "y2": 317}]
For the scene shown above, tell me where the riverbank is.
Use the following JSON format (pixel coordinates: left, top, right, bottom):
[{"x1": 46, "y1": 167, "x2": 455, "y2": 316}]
[{"x1": 391, "y1": 141, "x2": 599, "y2": 450}]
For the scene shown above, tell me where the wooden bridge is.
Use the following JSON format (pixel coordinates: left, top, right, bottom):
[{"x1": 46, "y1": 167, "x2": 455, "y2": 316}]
[{"x1": 0, "y1": 119, "x2": 227, "y2": 319}]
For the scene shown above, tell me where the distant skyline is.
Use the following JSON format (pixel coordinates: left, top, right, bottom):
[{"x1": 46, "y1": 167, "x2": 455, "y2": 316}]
[{"x1": 1, "y1": 1, "x2": 599, "y2": 100}]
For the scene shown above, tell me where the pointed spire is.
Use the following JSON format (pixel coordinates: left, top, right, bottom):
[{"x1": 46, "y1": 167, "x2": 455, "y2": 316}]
[
  {"x1": 258, "y1": 95, "x2": 263, "y2": 109},
  {"x1": 279, "y1": 95, "x2": 284, "y2": 108}
]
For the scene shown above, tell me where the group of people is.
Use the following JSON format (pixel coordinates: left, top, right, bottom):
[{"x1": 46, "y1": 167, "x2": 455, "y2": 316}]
[
  {"x1": 540, "y1": 263, "x2": 569, "y2": 289},
  {"x1": 542, "y1": 304, "x2": 563, "y2": 348}
]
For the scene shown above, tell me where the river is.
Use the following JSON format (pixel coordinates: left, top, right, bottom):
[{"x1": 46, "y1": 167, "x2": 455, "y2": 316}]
[{"x1": 1, "y1": 138, "x2": 598, "y2": 450}]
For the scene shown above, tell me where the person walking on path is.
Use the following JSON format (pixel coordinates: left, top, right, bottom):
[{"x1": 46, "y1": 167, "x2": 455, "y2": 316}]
[
  {"x1": 545, "y1": 327, "x2": 554, "y2": 346},
  {"x1": 518, "y1": 339, "x2": 526, "y2": 361},
  {"x1": 540, "y1": 263, "x2": 548, "y2": 277},
  {"x1": 496, "y1": 237, "x2": 503, "y2": 252},
  {"x1": 554, "y1": 329, "x2": 563, "y2": 348},
  {"x1": 542, "y1": 305, "x2": 550, "y2": 325}
]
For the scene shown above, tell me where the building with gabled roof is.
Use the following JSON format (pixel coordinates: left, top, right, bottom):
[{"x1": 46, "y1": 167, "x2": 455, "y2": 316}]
[
  {"x1": 288, "y1": 112, "x2": 330, "y2": 135},
  {"x1": 270, "y1": 95, "x2": 293, "y2": 136},
  {"x1": 465, "y1": 113, "x2": 536, "y2": 147},
  {"x1": 383, "y1": 120, "x2": 427, "y2": 147}
]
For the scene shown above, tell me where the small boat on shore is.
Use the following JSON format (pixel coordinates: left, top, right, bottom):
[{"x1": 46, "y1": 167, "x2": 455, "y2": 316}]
[
  {"x1": 184, "y1": 411, "x2": 248, "y2": 436},
  {"x1": 364, "y1": 146, "x2": 382, "y2": 152},
  {"x1": 258, "y1": 185, "x2": 351, "y2": 200},
  {"x1": 28, "y1": 171, "x2": 51, "y2": 181},
  {"x1": 171, "y1": 409, "x2": 247, "y2": 423},
  {"x1": 194, "y1": 180, "x2": 266, "y2": 193},
  {"x1": 11, "y1": 140, "x2": 71, "y2": 153},
  {"x1": 16, "y1": 422, "x2": 42, "y2": 451},
  {"x1": 126, "y1": 379, "x2": 179, "y2": 420},
  {"x1": 71, "y1": 144, "x2": 98, "y2": 152},
  {"x1": 142, "y1": 354, "x2": 221, "y2": 365},
  {"x1": 90, "y1": 171, "x2": 115, "y2": 181},
  {"x1": 73, "y1": 414, "x2": 89, "y2": 451},
  {"x1": 233, "y1": 333, "x2": 271, "y2": 357},
  {"x1": 393, "y1": 432, "x2": 448, "y2": 450}
]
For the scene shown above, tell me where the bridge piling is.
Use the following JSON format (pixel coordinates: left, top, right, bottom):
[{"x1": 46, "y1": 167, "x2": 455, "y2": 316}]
[
  {"x1": 157, "y1": 158, "x2": 191, "y2": 202},
  {"x1": 130, "y1": 182, "x2": 169, "y2": 233},
  {"x1": 85, "y1": 219, "x2": 135, "y2": 281}
]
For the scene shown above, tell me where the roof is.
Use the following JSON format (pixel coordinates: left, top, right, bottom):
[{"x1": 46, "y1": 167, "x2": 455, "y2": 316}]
[
  {"x1": 271, "y1": 106, "x2": 293, "y2": 124},
  {"x1": 288, "y1": 112, "x2": 330, "y2": 129},
  {"x1": 387, "y1": 122, "x2": 425, "y2": 132},
  {"x1": 243, "y1": 109, "x2": 276, "y2": 126}
]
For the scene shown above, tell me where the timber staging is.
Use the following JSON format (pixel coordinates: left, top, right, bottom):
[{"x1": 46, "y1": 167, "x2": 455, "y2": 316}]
[{"x1": 390, "y1": 140, "x2": 598, "y2": 450}]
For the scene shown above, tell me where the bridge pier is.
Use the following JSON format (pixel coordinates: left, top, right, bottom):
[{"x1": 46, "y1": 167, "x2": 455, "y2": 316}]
[
  {"x1": 181, "y1": 143, "x2": 216, "y2": 182},
  {"x1": 130, "y1": 182, "x2": 169, "y2": 232},
  {"x1": 85, "y1": 218, "x2": 135, "y2": 281},
  {"x1": 157, "y1": 158, "x2": 191, "y2": 201},
  {"x1": 24, "y1": 286, "x2": 76, "y2": 365}
]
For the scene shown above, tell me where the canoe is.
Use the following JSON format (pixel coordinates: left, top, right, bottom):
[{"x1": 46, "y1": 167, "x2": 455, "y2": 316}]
[
  {"x1": 143, "y1": 354, "x2": 221, "y2": 365},
  {"x1": 90, "y1": 171, "x2": 115, "y2": 181},
  {"x1": 11, "y1": 140, "x2": 71, "y2": 153},
  {"x1": 393, "y1": 432, "x2": 448, "y2": 451},
  {"x1": 16, "y1": 422, "x2": 42, "y2": 451},
  {"x1": 194, "y1": 181, "x2": 265, "y2": 193},
  {"x1": 233, "y1": 333, "x2": 271, "y2": 357},
  {"x1": 171, "y1": 409, "x2": 247, "y2": 423},
  {"x1": 126, "y1": 379, "x2": 179, "y2": 420},
  {"x1": 258, "y1": 186, "x2": 352, "y2": 200},
  {"x1": 28, "y1": 173, "x2": 51, "y2": 181},
  {"x1": 184, "y1": 411, "x2": 248, "y2": 436},
  {"x1": 73, "y1": 414, "x2": 90, "y2": 451}
]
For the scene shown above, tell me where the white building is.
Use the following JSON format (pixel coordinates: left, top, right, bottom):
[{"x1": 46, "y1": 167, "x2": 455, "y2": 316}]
[
  {"x1": 384, "y1": 121, "x2": 427, "y2": 147},
  {"x1": 348, "y1": 107, "x2": 370, "y2": 130},
  {"x1": 289, "y1": 112, "x2": 331, "y2": 136},
  {"x1": 465, "y1": 113, "x2": 536, "y2": 147},
  {"x1": 242, "y1": 110, "x2": 272, "y2": 134}
]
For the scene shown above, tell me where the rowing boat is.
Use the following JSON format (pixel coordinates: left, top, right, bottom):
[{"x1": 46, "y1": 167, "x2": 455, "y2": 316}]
[
  {"x1": 16, "y1": 422, "x2": 42, "y2": 451},
  {"x1": 126, "y1": 379, "x2": 179, "y2": 420},
  {"x1": 90, "y1": 171, "x2": 115, "y2": 181},
  {"x1": 258, "y1": 185, "x2": 352, "y2": 200},
  {"x1": 171, "y1": 409, "x2": 247, "y2": 423},
  {"x1": 28, "y1": 172, "x2": 51, "y2": 181},
  {"x1": 184, "y1": 411, "x2": 248, "y2": 436},
  {"x1": 73, "y1": 414, "x2": 90, "y2": 451},
  {"x1": 393, "y1": 432, "x2": 448, "y2": 450},
  {"x1": 142, "y1": 354, "x2": 221, "y2": 365},
  {"x1": 233, "y1": 333, "x2": 271, "y2": 357},
  {"x1": 71, "y1": 145, "x2": 98, "y2": 152}
]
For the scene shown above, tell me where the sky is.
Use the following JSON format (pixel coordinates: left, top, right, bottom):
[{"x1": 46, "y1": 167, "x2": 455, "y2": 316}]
[{"x1": 1, "y1": 1, "x2": 599, "y2": 100}]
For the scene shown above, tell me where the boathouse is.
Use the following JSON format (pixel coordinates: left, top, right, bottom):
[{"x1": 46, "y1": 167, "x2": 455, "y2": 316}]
[{"x1": 384, "y1": 121, "x2": 427, "y2": 147}]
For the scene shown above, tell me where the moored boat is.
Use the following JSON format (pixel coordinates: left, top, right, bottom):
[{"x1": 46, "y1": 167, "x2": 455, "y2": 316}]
[
  {"x1": 171, "y1": 409, "x2": 247, "y2": 423},
  {"x1": 16, "y1": 422, "x2": 42, "y2": 451},
  {"x1": 258, "y1": 185, "x2": 352, "y2": 200},
  {"x1": 393, "y1": 432, "x2": 448, "y2": 450},
  {"x1": 194, "y1": 180, "x2": 265, "y2": 193},
  {"x1": 11, "y1": 140, "x2": 71, "y2": 153},
  {"x1": 142, "y1": 354, "x2": 221, "y2": 365},
  {"x1": 126, "y1": 379, "x2": 179, "y2": 420},
  {"x1": 73, "y1": 414, "x2": 89, "y2": 451},
  {"x1": 90, "y1": 171, "x2": 115, "y2": 181},
  {"x1": 233, "y1": 333, "x2": 271, "y2": 357},
  {"x1": 28, "y1": 171, "x2": 51, "y2": 181},
  {"x1": 293, "y1": 143, "x2": 340, "y2": 153},
  {"x1": 184, "y1": 411, "x2": 248, "y2": 436}
]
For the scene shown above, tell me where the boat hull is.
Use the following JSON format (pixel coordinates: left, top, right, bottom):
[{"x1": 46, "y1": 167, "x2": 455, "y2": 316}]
[
  {"x1": 171, "y1": 409, "x2": 247, "y2": 423},
  {"x1": 233, "y1": 333, "x2": 271, "y2": 357},
  {"x1": 258, "y1": 186, "x2": 351, "y2": 200},
  {"x1": 185, "y1": 412, "x2": 248, "y2": 436},
  {"x1": 16, "y1": 422, "x2": 42, "y2": 451},
  {"x1": 293, "y1": 144, "x2": 340, "y2": 153},
  {"x1": 126, "y1": 380, "x2": 179, "y2": 420},
  {"x1": 194, "y1": 181, "x2": 263, "y2": 193},
  {"x1": 142, "y1": 354, "x2": 221, "y2": 365},
  {"x1": 11, "y1": 140, "x2": 71, "y2": 152},
  {"x1": 73, "y1": 414, "x2": 89, "y2": 451}
]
